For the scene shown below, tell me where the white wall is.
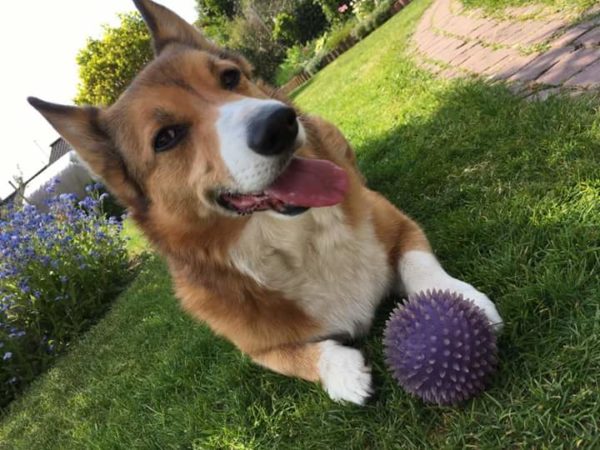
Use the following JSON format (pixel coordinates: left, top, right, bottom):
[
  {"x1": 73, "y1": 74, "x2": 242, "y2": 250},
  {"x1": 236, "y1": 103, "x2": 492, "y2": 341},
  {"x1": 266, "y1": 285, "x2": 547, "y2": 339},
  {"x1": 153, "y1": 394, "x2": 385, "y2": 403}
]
[{"x1": 23, "y1": 151, "x2": 95, "y2": 210}]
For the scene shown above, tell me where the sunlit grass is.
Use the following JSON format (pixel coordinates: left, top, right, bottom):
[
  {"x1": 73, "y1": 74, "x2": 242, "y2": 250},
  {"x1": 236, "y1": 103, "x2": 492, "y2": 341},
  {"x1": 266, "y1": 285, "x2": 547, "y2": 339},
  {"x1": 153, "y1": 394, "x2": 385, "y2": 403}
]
[{"x1": 1, "y1": 0, "x2": 599, "y2": 447}]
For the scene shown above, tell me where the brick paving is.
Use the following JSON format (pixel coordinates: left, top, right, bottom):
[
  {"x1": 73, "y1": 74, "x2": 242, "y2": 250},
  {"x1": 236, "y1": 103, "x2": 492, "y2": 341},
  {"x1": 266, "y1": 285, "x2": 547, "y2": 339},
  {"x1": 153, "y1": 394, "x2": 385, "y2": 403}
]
[{"x1": 413, "y1": 0, "x2": 600, "y2": 98}]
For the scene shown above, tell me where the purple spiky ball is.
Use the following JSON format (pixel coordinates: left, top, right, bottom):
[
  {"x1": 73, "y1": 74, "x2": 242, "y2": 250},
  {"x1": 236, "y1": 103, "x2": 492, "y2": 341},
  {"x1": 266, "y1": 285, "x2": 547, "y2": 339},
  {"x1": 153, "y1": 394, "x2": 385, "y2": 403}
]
[{"x1": 384, "y1": 290, "x2": 498, "y2": 405}]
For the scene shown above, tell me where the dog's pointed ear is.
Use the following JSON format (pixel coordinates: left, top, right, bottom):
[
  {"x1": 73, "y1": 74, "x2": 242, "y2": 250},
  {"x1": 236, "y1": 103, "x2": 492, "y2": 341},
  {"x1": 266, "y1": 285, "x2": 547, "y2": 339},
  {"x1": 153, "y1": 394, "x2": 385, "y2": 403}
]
[
  {"x1": 133, "y1": 0, "x2": 219, "y2": 55},
  {"x1": 27, "y1": 97, "x2": 147, "y2": 213}
]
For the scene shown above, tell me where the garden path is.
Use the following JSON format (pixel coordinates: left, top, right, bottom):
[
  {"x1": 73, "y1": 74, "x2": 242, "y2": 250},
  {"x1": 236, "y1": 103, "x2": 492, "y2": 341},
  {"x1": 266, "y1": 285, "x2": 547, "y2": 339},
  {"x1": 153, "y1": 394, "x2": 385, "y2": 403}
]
[{"x1": 413, "y1": 0, "x2": 600, "y2": 99}]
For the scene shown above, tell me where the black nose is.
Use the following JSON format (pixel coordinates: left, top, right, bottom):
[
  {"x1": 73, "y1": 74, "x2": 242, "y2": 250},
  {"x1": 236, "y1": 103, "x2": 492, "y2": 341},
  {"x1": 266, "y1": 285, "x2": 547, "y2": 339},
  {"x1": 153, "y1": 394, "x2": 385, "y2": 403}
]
[{"x1": 247, "y1": 105, "x2": 298, "y2": 156}]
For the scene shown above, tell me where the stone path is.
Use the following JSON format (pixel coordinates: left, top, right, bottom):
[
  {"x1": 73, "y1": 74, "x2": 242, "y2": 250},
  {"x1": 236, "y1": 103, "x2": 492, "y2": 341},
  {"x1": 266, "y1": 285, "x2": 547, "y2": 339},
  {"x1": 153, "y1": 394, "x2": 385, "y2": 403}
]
[{"x1": 413, "y1": 0, "x2": 600, "y2": 99}]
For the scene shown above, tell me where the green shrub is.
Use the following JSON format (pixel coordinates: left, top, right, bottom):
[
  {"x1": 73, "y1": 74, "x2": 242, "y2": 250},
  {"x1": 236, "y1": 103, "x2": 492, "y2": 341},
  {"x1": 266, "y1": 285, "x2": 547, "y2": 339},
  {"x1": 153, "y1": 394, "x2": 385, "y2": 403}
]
[
  {"x1": 372, "y1": 0, "x2": 395, "y2": 25},
  {"x1": 228, "y1": 14, "x2": 286, "y2": 83},
  {"x1": 75, "y1": 13, "x2": 152, "y2": 106},
  {"x1": 314, "y1": 0, "x2": 354, "y2": 23},
  {"x1": 305, "y1": 48, "x2": 329, "y2": 75},
  {"x1": 273, "y1": 1, "x2": 329, "y2": 46},
  {"x1": 275, "y1": 43, "x2": 317, "y2": 86},
  {"x1": 0, "y1": 181, "x2": 131, "y2": 407},
  {"x1": 322, "y1": 18, "x2": 357, "y2": 52},
  {"x1": 350, "y1": 0, "x2": 379, "y2": 19},
  {"x1": 88, "y1": 183, "x2": 126, "y2": 220},
  {"x1": 352, "y1": 0, "x2": 394, "y2": 39}
]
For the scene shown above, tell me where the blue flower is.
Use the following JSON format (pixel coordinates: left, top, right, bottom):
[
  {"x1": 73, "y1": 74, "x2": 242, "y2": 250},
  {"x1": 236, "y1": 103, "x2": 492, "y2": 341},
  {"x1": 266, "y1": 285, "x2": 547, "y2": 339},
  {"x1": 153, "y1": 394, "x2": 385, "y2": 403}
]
[
  {"x1": 44, "y1": 178, "x2": 61, "y2": 194},
  {"x1": 58, "y1": 193, "x2": 77, "y2": 203},
  {"x1": 3, "y1": 352, "x2": 12, "y2": 361}
]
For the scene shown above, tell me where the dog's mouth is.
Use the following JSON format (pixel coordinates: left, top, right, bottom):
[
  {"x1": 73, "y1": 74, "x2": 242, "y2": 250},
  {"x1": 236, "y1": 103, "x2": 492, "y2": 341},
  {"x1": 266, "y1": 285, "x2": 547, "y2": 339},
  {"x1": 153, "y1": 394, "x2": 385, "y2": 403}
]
[{"x1": 217, "y1": 157, "x2": 349, "y2": 216}]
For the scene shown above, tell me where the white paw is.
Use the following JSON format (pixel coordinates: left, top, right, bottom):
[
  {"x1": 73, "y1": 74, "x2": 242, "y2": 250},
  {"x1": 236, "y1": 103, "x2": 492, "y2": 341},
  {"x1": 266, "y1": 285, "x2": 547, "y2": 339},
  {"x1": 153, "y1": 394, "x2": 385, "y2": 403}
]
[
  {"x1": 434, "y1": 277, "x2": 504, "y2": 332},
  {"x1": 318, "y1": 340, "x2": 372, "y2": 405},
  {"x1": 399, "y1": 251, "x2": 503, "y2": 332}
]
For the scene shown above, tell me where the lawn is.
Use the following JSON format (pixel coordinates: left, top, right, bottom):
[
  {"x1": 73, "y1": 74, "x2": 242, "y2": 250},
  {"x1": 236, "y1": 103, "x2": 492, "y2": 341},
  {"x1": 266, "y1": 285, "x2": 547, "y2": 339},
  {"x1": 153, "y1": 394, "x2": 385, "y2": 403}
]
[{"x1": 2, "y1": 0, "x2": 600, "y2": 448}]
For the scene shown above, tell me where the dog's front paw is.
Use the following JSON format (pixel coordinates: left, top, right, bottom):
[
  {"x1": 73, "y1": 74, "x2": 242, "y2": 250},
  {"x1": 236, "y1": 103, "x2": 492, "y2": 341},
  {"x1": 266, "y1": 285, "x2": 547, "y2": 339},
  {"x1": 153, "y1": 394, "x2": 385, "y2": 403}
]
[
  {"x1": 434, "y1": 278, "x2": 504, "y2": 332},
  {"x1": 318, "y1": 340, "x2": 372, "y2": 405},
  {"x1": 400, "y1": 251, "x2": 503, "y2": 332}
]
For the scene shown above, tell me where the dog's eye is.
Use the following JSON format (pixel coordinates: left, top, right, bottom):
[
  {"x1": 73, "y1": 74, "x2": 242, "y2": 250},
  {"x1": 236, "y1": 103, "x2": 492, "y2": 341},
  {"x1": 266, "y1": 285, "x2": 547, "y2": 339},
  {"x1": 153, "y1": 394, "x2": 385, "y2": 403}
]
[
  {"x1": 153, "y1": 125, "x2": 188, "y2": 153},
  {"x1": 220, "y1": 68, "x2": 241, "y2": 90}
]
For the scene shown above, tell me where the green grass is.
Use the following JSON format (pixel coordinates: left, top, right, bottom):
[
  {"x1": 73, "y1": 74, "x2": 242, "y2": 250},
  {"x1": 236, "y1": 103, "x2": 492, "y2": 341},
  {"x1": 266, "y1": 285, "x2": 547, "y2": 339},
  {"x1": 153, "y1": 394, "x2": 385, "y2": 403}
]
[
  {"x1": 2, "y1": 0, "x2": 600, "y2": 448},
  {"x1": 121, "y1": 216, "x2": 150, "y2": 257}
]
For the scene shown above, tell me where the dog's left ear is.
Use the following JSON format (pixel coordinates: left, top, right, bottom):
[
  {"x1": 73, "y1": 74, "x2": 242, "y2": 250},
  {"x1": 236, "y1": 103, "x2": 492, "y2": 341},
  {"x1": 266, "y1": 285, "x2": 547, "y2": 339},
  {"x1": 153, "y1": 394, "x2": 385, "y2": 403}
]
[
  {"x1": 133, "y1": 0, "x2": 219, "y2": 55},
  {"x1": 27, "y1": 97, "x2": 148, "y2": 214}
]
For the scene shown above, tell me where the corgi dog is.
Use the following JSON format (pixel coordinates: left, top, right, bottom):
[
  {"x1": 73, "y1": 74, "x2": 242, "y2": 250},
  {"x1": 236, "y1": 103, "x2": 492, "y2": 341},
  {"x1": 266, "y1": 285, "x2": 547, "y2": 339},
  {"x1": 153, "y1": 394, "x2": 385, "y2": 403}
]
[{"x1": 29, "y1": 0, "x2": 502, "y2": 404}]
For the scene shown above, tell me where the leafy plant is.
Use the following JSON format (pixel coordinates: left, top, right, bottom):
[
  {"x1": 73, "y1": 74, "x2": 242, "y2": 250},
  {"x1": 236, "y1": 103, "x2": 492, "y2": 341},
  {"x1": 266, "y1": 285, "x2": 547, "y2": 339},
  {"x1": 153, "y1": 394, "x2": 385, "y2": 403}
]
[
  {"x1": 0, "y1": 181, "x2": 130, "y2": 407},
  {"x1": 75, "y1": 13, "x2": 152, "y2": 106}
]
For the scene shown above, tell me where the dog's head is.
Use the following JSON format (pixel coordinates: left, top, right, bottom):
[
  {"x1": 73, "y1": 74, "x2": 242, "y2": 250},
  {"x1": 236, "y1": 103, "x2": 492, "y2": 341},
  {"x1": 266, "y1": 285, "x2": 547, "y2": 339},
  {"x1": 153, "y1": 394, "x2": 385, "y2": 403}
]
[{"x1": 29, "y1": 0, "x2": 347, "y2": 224}]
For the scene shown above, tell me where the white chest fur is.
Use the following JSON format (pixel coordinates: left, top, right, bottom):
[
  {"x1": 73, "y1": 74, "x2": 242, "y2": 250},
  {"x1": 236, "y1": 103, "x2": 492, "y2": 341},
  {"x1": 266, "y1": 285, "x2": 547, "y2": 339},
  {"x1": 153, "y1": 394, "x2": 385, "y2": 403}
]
[{"x1": 229, "y1": 207, "x2": 393, "y2": 336}]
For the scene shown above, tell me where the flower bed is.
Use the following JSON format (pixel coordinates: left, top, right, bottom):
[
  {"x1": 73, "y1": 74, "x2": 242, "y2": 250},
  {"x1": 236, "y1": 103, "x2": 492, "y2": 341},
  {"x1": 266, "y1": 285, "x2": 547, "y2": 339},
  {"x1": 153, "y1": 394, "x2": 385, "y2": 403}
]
[{"x1": 0, "y1": 181, "x2": 131, "y2": 407}]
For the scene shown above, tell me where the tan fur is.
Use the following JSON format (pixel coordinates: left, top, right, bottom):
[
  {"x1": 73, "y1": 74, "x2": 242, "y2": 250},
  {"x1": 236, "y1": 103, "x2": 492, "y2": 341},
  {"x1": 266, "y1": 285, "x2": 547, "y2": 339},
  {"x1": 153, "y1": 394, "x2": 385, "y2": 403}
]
[{"x1": 29, "y1": 0, "x2": 443, "y2": 401}]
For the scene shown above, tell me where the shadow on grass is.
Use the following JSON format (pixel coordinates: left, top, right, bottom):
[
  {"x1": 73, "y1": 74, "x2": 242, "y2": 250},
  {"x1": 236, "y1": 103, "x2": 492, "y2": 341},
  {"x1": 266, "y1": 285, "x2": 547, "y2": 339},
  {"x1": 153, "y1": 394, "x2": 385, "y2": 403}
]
[
  {"x1": 359, "y1": 81, "x2": 599, "y2": 403},
  {"x1": 1, "y1": 79, "x2": 599, "y2": 449}
]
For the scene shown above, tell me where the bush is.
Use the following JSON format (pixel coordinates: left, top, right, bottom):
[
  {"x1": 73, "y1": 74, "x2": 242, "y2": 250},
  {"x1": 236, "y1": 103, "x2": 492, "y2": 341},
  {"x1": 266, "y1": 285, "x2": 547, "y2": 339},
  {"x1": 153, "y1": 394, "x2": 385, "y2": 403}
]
[
  {"x1": 321, "y1": 17, "x2": 357, "y2": 52},
  {"x1": 272, "y1": 12, "x2": 299, "y2": 46},
  {"x1": 304, "y1": 48, "x2": 329, "y2": 75},
  {"x1": 350, "y1": 0, "x2": 379, "y2": 20},
  {"x1": 75, "y1": 13, "x2": 152, "y2": 106},
  {"x1": 228, "y1": 14, "x2": 286, "y2": 83},
  {"x1": 372, "y1": 0, "x2": 395, "y2": 25},
  {"x1": 0, "y1": 181, "x2": 130, "y2": 407},
  {"x1": 352, "y1": 0, "x2": 394, "y2": 39},
  {"x1": 275, "y1": 44, "x2": 315, "y2": 86},
  {"x1": 292, "y1": 0, "x2": 330, "y2": 44},
  {"x1": 314, "y1": 0, "x2": 352, "y2": 23},
  {"x1": 87, "y1": 183, "x2": 126, "y2": 221}
]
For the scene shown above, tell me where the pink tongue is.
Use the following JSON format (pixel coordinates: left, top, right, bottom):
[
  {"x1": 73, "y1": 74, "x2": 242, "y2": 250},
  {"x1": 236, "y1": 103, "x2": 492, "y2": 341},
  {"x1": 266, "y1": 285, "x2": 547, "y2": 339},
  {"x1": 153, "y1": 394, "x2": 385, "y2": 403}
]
[{"x1": 265, "y1": 157, "x2": 349, "y2": 207}]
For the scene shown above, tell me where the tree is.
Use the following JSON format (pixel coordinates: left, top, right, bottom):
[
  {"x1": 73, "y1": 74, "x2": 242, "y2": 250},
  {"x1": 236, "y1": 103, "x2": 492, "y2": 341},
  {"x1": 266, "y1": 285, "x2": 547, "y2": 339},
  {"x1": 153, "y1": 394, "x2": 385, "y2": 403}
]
[
  {"x1": 195, "y1": 0, "x2": 238, "y2": 44},
  {"x1": 74, "y1": 13, "x2": 153, "y2": 106},
  {"x1": 195, "y1": 0, "x2": 237, "y2": 20},
  {"x1": 273, "y1": 1, "x2": 329, "y2": 46}
]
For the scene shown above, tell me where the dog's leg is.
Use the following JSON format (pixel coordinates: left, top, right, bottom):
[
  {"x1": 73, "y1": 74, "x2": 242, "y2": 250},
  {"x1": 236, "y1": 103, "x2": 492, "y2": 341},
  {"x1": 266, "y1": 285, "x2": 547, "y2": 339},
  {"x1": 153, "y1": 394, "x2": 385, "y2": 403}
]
[
  {"x1": 176, "y1": 282, "x2": 372, "y2": 405},
  {"x1": 251, "y1": 340, "x2": 372, "y2": 405},
  {"x1": 370, "y1": 191, "x2": 503, "y2": 331}
]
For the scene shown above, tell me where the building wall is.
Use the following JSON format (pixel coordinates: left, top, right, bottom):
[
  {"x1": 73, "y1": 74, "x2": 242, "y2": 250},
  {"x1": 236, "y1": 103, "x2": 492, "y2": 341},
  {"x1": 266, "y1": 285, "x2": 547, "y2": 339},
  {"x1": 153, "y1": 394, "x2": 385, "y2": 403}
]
[
  {"x1": 48, "y1": 138, "x2": 72, "y2": 165},
  {"x1": 23, "y1": 152, "x2": 95, "y2": 211}
]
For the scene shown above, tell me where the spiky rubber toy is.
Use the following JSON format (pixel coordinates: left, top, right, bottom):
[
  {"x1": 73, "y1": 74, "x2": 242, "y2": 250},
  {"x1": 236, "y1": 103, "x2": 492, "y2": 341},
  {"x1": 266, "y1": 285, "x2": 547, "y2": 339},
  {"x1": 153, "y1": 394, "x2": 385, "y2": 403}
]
[{"x1": 383, "y1": 290, "x2": 498, "y2": 406}]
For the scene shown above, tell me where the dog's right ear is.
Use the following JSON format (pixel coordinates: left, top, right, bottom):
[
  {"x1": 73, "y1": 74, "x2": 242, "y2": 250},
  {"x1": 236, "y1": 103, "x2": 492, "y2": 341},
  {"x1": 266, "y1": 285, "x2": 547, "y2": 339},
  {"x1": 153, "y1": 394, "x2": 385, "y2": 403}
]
[
  {"x1": 27, "y1": 97, "x2": 147, "y2": 213},
  {"x1": 133, "y1": 0, "x2": 219, "y2": 56}
]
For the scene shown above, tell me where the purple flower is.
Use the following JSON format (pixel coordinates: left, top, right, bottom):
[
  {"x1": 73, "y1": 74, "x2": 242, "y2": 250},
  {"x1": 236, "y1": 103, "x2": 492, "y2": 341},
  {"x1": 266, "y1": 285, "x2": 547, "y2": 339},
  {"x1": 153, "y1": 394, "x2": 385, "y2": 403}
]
[
  {"x1": 78, "y1": 196, "x2": 98, "y2": 210},
  {"x1": 44, "y1": 178, "x2": 61, "y2": 194},
  {"x1": 58, "y1": 193, "x2": 77, "y2": 203},
  {"x1": 3, "y1": 352, "x2": 12, "y2": 361}
]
